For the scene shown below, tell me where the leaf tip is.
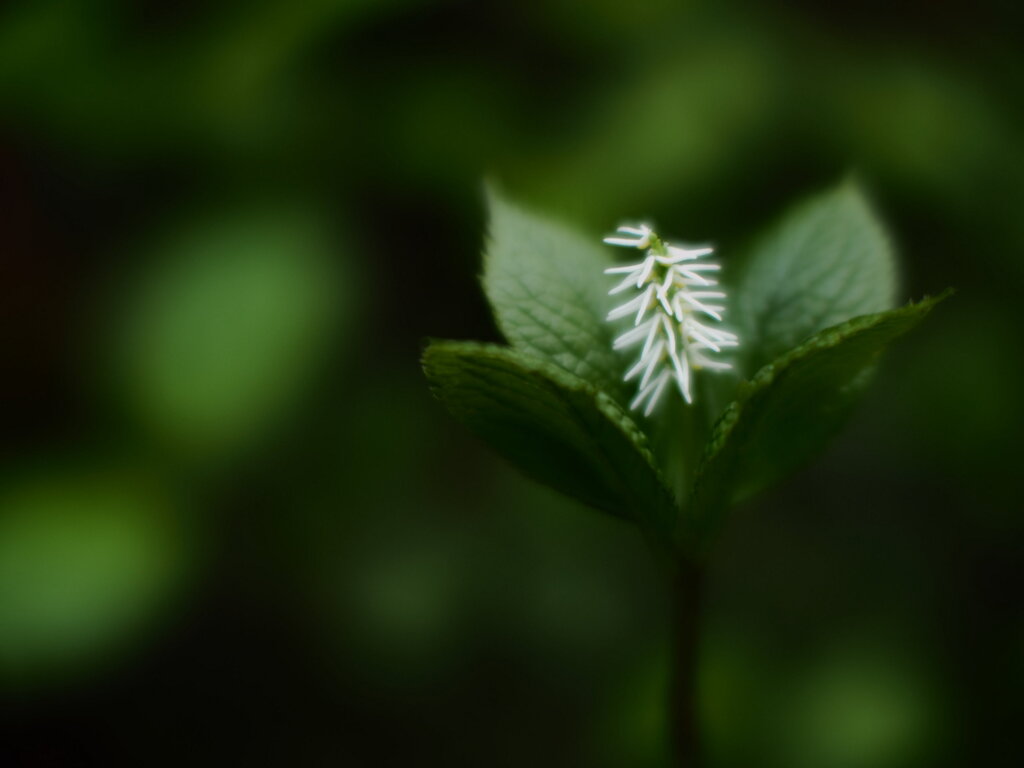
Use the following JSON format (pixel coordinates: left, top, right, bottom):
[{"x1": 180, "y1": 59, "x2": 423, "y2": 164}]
[{"x1": 906, "y1": 286, "x2": 955, "y2": 314}]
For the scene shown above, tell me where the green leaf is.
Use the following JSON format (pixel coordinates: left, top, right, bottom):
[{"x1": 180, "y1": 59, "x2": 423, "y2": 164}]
[
  {"x1": 686, "y1": 293, "x2": 950, "y2": 550},
  {"x1": 113, "y1": 206, "x2": 343, "y2": 458},
  {"x1": 482, "y1": 186, "x2": 623, "y2": 397},
  {"x1": 422, "y1": 341, "x2": 675, "y2": 536},
  {"x1": 0, "y1": 470, "x2": 185, "y2": 682},
  {"x1": 734, "y1": 181, "x2": 898, "y2": 375}
]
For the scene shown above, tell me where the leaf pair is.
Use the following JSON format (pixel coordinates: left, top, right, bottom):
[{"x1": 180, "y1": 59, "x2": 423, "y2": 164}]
[{"x1": 423, "y1": 183, "x2": 947, "y2": 555}]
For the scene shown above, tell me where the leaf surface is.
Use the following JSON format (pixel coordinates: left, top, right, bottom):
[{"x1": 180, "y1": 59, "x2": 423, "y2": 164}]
[
  {"x1": 423, "y1": 341, "x2": 675, "y2": 534},
  {"x1": 482, "y1": 187, "x2": 623, "y2": 397},
  {"x1": 686, "y1": 293, "x2": 950, "y2": 550},
  {"x1": 735, "y1": 181, "x2": 898, "y2": 374}
]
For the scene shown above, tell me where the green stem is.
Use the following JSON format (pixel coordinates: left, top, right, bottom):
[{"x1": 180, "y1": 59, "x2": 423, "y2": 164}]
[{"x1": 670, "y1": 558, "x2": 704, "y2": 767}]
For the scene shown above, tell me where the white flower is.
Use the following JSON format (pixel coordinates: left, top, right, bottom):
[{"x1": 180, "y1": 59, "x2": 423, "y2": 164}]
[{"x1": 603, "y1": 223, "x2": 738, "y2": 415}]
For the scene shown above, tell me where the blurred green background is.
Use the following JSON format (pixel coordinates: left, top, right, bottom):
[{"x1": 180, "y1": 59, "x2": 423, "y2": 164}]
[{"x1": 1, "y1": 1, "x2": 1021, "y2": 765}]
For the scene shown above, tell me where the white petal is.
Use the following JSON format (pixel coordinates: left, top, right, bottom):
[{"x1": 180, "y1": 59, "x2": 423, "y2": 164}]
[
  {"x1": 629, "y1": 370, "x2": 660, "y2": 412},
  {"x1": 663, "y1": 245, "x2": 713, "y2": 262},
  {"x1": 655, "y1": 276, "x2": 674, "y2": 314},
  {"x1": 604, "y1": 224, "x2": 653, "y2": 249},
  {"x1": 635, "y1": 255, "x2": 656, "y2": 287},
  {"x1": 604, "y1": 262, "x2": 646, "y2": 275},
  {"x1": 609, "y1": 273, "x2": 641, "y2": 295},
  {"x1": 624, "y1": 355, "x2": 649, "y2": 382},
  {"x1": 607, "y1": 292, "x2": 645, "y2": 321},
  {"x1": 643, "y1": 371, "x2": 672, "y2": 416},
  {"x1": 616, "y1": 225, "x2": 652, "y2": 236},
  {"x1": 680, "y1": 295, "x2": 723, "y2": 321},
  {"x1": 639, "y1": 340, "x2": 665, "y2": 388},
  {"x1": 672, "y1": 262, "x2": 720, "y2": 272},
  {"x1": 674, "y1": 271, "x2": 716, "y2": 286},
  {"x1": 669, "y1": 345, "x2": 692, "y2": 403},
  {"x1": 662, "y1": 314, "x2": 678, "y2": 354},
  {"x1": 693, "y1": 322, "x2": 738, "y2": 343},
  {"x1": 686, "y1": 325, "x2": 722, "y2": 351},
  {"x1": 604, "y1": 236, "x2": 642, "y2": 247},
  {"x1": 695, "y1": 358, "x2": 733, "y2": 371},
  {"x1": 672, "y1": 293, "x2": 688, "y2": 322},
  {"x1": 640, "y1": 316, "x2": 662, "y2": 358},
  {"x1": 634, "y1": 284, "x2": 655, "y2": 325},
  {"x1": 613, "y1": 318, "x2": 656, "y2": 349},
  {"x1": 689, "y1": 291, "x2": 726, "y2": 299}
]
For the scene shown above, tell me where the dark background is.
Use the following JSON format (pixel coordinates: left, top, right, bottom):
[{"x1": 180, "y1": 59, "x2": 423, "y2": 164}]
[{"x1": 1, "y1": 1, "x2": 1022, "y2": 766}]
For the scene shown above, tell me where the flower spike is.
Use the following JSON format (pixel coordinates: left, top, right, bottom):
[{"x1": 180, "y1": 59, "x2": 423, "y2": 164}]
[{"x1": 603, "y1": 223, "x2": 737, "y2": 415}]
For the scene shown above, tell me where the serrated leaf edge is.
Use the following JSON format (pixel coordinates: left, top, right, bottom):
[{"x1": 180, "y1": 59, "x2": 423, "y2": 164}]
[
  {"x1": 422, "y1": 339, "x2": 677, "y2": 534},
  {"x1": 684, "y1": 290, "x2": 952, "y2": 550}
]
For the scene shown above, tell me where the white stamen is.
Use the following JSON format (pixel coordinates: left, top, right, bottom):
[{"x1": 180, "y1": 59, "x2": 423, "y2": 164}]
[
  {"x1": 634, "y1": 284, "x2": 655, "y2": 325},
  {"x1": 614, "y1": 318, "x2": 656, "y2": 350},
  {"x1": 640, "y1": 317, "x2": 662, "y2": 359},
  {"x1": 639, "y1": 341, "x2": 665, "y2": 388},
  {"x1": 610, "y1": 273, "x2": 640, "y2": 295},
  {"x1": 603, "y1": 223, "x2": 653, "y2": 250},
  {"x1": 635, "y1": 256, "x2": 656, "y2": 287},
  {"x1": 643, "y1": 371, "x2": 672, "y2": 417},
  {"x1": 603, "y1": 223, "x2": 737, "y2": 413}
]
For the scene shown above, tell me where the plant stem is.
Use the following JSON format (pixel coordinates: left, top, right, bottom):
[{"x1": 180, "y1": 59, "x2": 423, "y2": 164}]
[{"x1": 670, "y1": 557, "x2": 704, "y2": 767}]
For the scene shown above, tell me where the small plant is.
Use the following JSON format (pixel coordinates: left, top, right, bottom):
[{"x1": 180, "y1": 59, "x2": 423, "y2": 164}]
[{"x1": 422, "y1": 181, "x2": 948, "y2": 765}]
